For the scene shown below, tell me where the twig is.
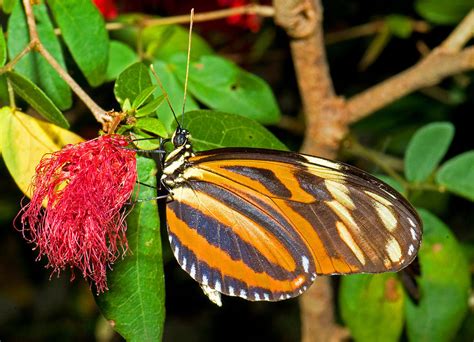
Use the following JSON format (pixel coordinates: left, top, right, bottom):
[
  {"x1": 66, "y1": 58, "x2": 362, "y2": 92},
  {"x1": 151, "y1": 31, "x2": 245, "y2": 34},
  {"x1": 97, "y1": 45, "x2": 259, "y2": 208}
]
[
  {"x1": 142, "y1": 4, "x2": 274, "y2": 27},
  {"x1": 7, "y1": 78, "x2": 16, "y2": 108},
  {"x1": 54, "y1": 22, "x2": 125, "y2": 35},
  {"x1": 441, "y1": 9, "x2": 474, "y2": 52},
  {"x1": 347, "y1": 46, "x2": 474, "y2": 123},
  {"x1": 54, "y1": 5, "x2": 275, "y2": 35},
  {"x1": 21, "y1": 0, "x2": 109, "y2": 124},
  {"x1": 0, "y1": 41, "x2": 35, "y2": 74},
  {"x1": 347, "y1": 10, "x2": 474, "y2": 123},
  {"x1": 325, "y1": 19, "x2": 429, "y2": 45}
]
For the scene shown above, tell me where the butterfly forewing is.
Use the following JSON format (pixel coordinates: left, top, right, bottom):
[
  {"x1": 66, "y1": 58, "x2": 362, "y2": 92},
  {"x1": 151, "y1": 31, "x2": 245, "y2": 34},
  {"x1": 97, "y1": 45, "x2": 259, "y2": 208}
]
[{"x1": 165, "y1": 148, "x2": 422, "y2": 301}]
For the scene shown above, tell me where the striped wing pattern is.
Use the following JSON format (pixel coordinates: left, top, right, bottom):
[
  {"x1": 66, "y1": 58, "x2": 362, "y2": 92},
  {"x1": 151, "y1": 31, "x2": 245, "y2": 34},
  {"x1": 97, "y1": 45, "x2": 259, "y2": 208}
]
[{"x1": 166, "y1": 148, "x2": 422, "y2": 301}]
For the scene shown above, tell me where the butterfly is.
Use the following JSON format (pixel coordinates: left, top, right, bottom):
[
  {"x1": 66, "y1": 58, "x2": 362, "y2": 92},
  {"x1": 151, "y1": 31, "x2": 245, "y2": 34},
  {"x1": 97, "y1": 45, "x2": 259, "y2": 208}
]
[{"x1": 156, "y1": 125, "x2": 422, "y2": 305}]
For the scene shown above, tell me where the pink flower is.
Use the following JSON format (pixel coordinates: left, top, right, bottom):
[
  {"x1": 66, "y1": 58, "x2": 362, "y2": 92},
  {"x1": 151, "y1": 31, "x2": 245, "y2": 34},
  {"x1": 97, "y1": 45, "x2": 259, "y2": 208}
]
[{"x1": 19, "y1": 135, "x2": 137, "y2": 293}]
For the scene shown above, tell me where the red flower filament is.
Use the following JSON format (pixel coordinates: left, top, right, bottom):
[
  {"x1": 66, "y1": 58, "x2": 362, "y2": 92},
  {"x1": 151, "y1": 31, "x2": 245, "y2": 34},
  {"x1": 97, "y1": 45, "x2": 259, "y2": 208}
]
[{"x1": 19, "y1": 135, "x2": 137, "y2": 293}]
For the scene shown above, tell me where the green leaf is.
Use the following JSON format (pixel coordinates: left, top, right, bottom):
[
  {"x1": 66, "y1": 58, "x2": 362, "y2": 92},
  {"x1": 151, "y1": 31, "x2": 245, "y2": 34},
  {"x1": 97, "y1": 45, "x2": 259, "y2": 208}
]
[
  {"x1": 7, "y1": 71, "x2": 69, "y2": 128},
  {"x1": 171, "y1": 54, "x2": 281, "y2": 125},
  {"x1": 135, "y1": 117, "x2": 168, "y2": 137},
  {"x1": 7, "y1": 1, "x2": 72, "y2": 110},
  {"x1": 131, "y1": 130, "x2": 160, "y2": 150},
  {"x1": 33, "y1": 3, "x2": 72, "y2": 110},
  {"x1": 405, "y1": 122, "x2": 454, "y2": 182},
  {"x1": 114, "y1": 62, "x2": 152, "y2": 108},
  {"x1": 136, "y1": 95, "x2": 165, "y2": 117},
  {"x1": 0, "y1": 26, "x2": 6, "y2": 67},
  {"x1": 132, "y1": 85, "x2": 158, "y2": 109},
  {"x1": 415, "y1": 0, "x2": 473, "y2": 24},
  {"x1": 96, "y1": 156, "x2": 165, "y2": 342},
  {"x1": 0, "y1": 75, "x2": 8, "y2": 106},
  {"x1": 386, "y1": 15, "x2": 413, "y2": 38},
  {"x1": 340, "y1": 274, "x2": 405, "y2": 342},
  {"x1": 176, "y1": 110, "x2": 287, "y2": 151},
  {"x1": 2, "y1": 0, "x2": 15, "y2": 13},
  {"x1": 48, "y1": 0, "x2": 109, "y2": 86},
  {"x1": 436, "y1": 150, "x2": 474, "y2": 201},
  {"x1": 142, "y1": 24, "x2": 213, "y2": 61},
  {"x1": 406, "y1": 209, "x2": 470, "y2": 341},
  {"x1": 152, "y1": 60, "x2": 199, "y2": 133},
  {"x1": 105, "y1": 41, "x2": 138, "y2": 82}
]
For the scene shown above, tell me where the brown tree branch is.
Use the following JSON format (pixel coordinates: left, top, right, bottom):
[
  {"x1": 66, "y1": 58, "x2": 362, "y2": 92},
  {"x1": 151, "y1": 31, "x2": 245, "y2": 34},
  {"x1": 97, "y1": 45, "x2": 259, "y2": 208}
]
[
  {"x1": 21, "y1": 0, "x2": 109, "y2": 124},
  {"x1": 274, "y1": 1, "x2": 349, "y2": 341},
  {"x1": 274, "y1": 4, "x2": 474, "y2": 342},
  {"x1": 347, "y1": 9, "x2": 474, "y2": 123}
]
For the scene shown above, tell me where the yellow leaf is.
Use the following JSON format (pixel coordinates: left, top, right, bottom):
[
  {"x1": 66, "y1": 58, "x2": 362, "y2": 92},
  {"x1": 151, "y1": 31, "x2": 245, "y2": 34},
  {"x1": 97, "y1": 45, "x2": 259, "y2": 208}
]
[{"x1": 0, "y1": 107, "x2": 84, "y2": 197}]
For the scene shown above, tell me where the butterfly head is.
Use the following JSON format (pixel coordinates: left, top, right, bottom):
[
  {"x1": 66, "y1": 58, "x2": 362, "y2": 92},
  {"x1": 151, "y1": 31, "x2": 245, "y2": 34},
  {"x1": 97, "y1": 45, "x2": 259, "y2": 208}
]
[{"x1": 172, "y1": 127, "x2": 190, "y2": 148}]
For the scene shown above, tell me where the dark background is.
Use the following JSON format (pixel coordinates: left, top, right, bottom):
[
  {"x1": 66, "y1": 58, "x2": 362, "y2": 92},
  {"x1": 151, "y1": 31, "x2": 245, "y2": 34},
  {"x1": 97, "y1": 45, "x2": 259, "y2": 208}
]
[{"x1": 1, "y1": 0, "x2": 473, "y2": 340}]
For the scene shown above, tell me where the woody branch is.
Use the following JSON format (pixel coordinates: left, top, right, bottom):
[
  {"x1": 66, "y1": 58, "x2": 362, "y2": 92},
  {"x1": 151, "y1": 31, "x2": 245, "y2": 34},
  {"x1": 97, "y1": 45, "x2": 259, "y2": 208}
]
[{"x1": 272, "y1": 1, "x2": 474, "y2": 342}]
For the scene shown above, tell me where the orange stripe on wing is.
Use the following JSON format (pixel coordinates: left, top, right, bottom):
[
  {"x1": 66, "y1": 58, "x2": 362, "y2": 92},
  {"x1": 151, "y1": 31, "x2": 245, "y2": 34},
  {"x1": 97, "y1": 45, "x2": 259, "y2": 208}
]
[
  {"x1": 173, "y1": 186, "x2": 298, "y2": 273},
  {"x1": 166, "y1": 205, "x2": 307, "y2": 292}
]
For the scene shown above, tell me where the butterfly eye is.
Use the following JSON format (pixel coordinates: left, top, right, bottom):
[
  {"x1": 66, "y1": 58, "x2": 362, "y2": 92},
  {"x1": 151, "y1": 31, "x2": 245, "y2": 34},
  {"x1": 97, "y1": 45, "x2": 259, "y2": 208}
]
[{"x1": 172, "y1": 129, "x2": 189, "y2": 147}]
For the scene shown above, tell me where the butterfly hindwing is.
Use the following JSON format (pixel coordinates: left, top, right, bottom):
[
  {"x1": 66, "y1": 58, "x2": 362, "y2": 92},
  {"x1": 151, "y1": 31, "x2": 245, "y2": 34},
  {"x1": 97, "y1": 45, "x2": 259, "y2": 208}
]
[{"x1": 165, "y1": 148, "x2": 422, "y2": 301}]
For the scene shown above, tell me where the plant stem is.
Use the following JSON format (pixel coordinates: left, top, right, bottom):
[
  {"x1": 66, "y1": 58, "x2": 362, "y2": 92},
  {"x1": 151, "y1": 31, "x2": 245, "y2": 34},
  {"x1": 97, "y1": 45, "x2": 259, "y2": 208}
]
[
  {"x1": 21, "y1": 0, "x2": 109, "y2": 124},
  {"x1": 0, "y1": 42, "x2": 35, "y2": 75},
  {"x1": 347, "y1": 10, "x2": 474, "y2": 123},
  {"x1": 142, "y1": 4, "x2": 274, "y2": 27},
  {"x1": 6, "y1": 78, "x2": 16, "y2": 108}
]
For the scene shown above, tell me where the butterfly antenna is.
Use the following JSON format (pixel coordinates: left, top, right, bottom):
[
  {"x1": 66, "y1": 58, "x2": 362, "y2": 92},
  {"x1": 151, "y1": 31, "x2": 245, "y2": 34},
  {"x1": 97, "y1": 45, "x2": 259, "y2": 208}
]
[
  {"x1": 150, "y1": 64, "x2": 180, "y2": 128},
  {"x1": 181, "y1": 8, "x2": 194, "y2": 128}
]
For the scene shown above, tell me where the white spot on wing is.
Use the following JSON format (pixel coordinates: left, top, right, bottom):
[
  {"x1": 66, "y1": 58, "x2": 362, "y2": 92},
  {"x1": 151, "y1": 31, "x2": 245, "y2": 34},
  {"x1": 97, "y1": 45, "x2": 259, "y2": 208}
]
[
  {"x1": 264, "y1": 293, "x2": 270, "y2": 301},
  {"x1": 215, "y1": 280, "x2": 222, "y2": 292},
  {"x1": 240, "y1": 289, "x2": 247, "y2": 299},
  {"x1": 373, "y1": 201, "x2": 398, "y2": 232},
  {"x1": 364, "y1": 190, "x2": 393, "y2": 207},
  {"x1": 326, "y1": 200, "x2": 359, "y2": 230},
  {"x1": 410, "y1": 228, "x2": 417, "y2": 241},
  {"x1": 182, "y1": 257, "x2": 187, "y2": 269},
  {"x1": 386, "y1": 238, "x2": 402, "y2": 263},
  {"x1": 228, "y1": 286, "x2": 235, "y2": 296},
  {"x1": 325, "y1": 180, "x2": 355, "y2": 210},
  {"x1": 190, "y1": 264, "x2": 196, "y2": 278},
  {"x1": 304, "y1": 155, "x2": 341, "y2": 169},
  {"x1": 336, "y1": 221, "x2": 366, "y2": 265},
  {"x1": 202, "y1": 275, "x2": 208, "y2": 286},
  {"x1": 302, "y1": 256, "x2": 310, "y2": 273},
  {"x1": 408, "y1": 244, "x2": 415, "y2": 256},
  {"x1": 254, "y1": 293, "x2": 261, "y2": 301},
  {"x1": 174, "y1": 246, "x2": 179, "y2": 257},
  {"x1": 408, "y1": 217, "x2": 416, "y2": 227}
]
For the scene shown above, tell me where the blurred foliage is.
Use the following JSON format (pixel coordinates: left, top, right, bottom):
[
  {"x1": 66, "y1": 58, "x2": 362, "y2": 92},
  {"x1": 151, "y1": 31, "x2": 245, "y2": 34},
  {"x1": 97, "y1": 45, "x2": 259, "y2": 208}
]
[{"x1": 0, "y1": 0, "x2": 473, "y2": 341}]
